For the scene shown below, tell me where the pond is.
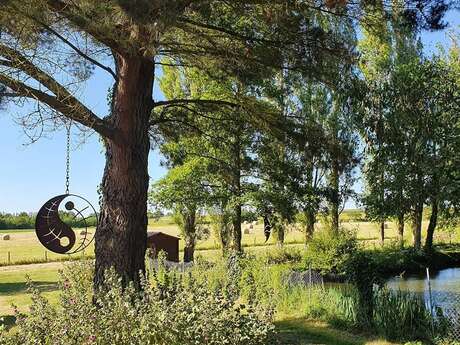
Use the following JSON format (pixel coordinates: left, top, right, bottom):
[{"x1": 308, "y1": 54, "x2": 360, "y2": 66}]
[{"x1": 387, "y1": 267, "x2": 460, "y2": 311}]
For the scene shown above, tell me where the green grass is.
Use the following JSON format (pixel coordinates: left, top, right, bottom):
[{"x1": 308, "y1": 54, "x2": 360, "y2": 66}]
[
  {"x1": 2, "y1": 217, "x2": 457, "y2": 266},
  {"x1": 1, "y1": 213, "x2": 455, "y2": 344},
  {"x1": 0, "y1": 263, "x2": 61, "y2": 316},
  {"x1": 0, "y1": 261, "x2": 406, "y2": 345},
  {"x1": 276, "y1": 318, "x2": 401, "y2": 345}
]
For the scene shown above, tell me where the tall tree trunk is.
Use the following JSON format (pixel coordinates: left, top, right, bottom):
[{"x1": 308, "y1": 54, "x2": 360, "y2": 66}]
[
  {"x1": 183, "y1": 210, "x2": 196, "y2": 263},
  {"x1": 305, "y1": 209, "x2": 315, "y2": 243},
  {"x1": 276, "y1": 221, "x2": 285, "y2": 247},
  {"x1": 379, "y1": 220, "x2": 385, "y2": 246},
  {"x1": 397, "y1": 212, "x2": 405, "y2": 248},
  {"x1": 329, "y1": 158, "x2": 340, "y2": 234},
  {"x1": 220, "y1": 225, "x2": 230, "y2": 256},
  {"x1": 425, "y1": 199, "x2": 438, "y2": 253},
  {"x1": 412, "y1": 202, "x2": 423, "y2": 250},
  {"x1": 94, "y1": 56, "x2": 154, "y2": 289},
  {"x1": 231, "y1": 124, "x2": 243, "y2": 252},
  {"x1": 217, "y1": 203, "x2": 231, "y2": 256},
  {"x1": 232, "y1": 204, "x2": 242, "y2": 252}
]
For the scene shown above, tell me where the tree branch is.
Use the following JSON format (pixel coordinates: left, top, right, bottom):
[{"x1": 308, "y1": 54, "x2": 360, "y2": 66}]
[
  {"x1": 6, "y1": 2, "x2": 118, "y2": 80},
  {"x1": 37, "y1": 19, "x2": 117, "y2": 80},
  {"x1": 45, "y1": 0, "x2": 124, "y2": 53},
  {"x1": 0, "y1": 56, "x2": 115, "y2": 138},
  {"x1": 153, "y1": 99, "x2": 238, "y2": 108}
]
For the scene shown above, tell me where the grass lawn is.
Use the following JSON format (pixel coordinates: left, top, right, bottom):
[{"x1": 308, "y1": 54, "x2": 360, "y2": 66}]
[
  {"x1": 0, "y1": 262, "x2": 406, "y2": 345},
  {"x1": 0, "y1": 263, "x2": 62, "y2": 317},
  {"x1": 276, "y1": 318, "x2": 402, "y2": 345}
]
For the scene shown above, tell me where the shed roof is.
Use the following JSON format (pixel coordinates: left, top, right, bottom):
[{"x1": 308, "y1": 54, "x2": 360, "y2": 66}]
[{"x1": 147, "y1": 231, "x2": 180, "y2": 240}]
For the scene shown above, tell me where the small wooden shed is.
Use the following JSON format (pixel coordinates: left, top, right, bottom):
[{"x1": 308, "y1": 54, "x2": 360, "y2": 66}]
[{"x1": 146, "y1": 231, "x2": 180, "y2": 262}]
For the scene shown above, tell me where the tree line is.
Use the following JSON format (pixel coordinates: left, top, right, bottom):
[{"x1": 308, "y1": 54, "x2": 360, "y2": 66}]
[
  {"x1": 151, "y1": 4, "x2": 460, "y2": 262},
  {"x1": 0, "y1": 212, "x2": 97, "y2": 230}
]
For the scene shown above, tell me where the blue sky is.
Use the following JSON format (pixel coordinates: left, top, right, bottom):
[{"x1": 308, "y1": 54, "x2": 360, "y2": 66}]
[{"x1": 0, "y1": 11, "x2": 458, "y2": 213}]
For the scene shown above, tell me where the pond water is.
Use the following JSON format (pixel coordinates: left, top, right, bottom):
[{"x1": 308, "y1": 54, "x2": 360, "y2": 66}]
[{"x1": 387, "y1": 267, "x2": 460, "y2": 310}]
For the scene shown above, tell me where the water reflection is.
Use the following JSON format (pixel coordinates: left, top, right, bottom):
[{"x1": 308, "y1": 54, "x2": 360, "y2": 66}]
[{"x1": 387, "y1": 267, "x2": 460, "y2": 310}]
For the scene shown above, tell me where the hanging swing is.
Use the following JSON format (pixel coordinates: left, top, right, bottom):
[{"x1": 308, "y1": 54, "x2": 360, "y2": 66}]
[{"x1": 35, "y1": 121, "x2": 98, "y2": 254}]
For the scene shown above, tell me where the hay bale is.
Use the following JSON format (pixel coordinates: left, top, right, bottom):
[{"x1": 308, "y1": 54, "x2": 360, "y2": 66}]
[
  {"x1": 244, "y1": 228, "x2": 250, "y2": 234},
  {"x1": 2, "y1": 234, "x2": 10, "y2": 240},
  {"x1": 80, "y1": 230, "x2": 88, "y2": 236}
]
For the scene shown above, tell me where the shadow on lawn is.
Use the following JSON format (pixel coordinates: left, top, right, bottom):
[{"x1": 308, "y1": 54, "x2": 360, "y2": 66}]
[
  {"x1": 275, "y1": 318, "x2": 366, "y2": 345},
  {"x1": 0, "y1": 315, "x2": 16, "y2": 330},
  {"x1": 0, "y1": 281, "x2": 58, "y2": 295}
]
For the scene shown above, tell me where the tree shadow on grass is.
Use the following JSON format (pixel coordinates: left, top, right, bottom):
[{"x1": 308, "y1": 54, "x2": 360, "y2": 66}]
[
  {"x1": 275, "y1": 317, "x2": 365, "y2": 345},
  {"x1": 0, "y1": 315, "x2": 16, "y2": 330},
  {"x1": 0, "y1": 281, "x2": 58, "y2": 295}
]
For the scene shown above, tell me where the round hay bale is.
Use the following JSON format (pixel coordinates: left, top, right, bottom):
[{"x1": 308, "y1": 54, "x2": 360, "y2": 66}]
[
  {"x1": 3, "y1": 234, "x2": 10, "y2": 240},
  {"x1": 249, "y1": 224, "x2": 254, "y2": 229},
  {"x1": 244, "y1": 228, "x2": 250, "y2": 234}
]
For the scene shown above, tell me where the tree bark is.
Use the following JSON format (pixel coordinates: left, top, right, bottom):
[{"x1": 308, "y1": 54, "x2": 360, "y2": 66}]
[
  {"x1": 276, "y1": 222, "x2": 285, "y2": 247},
  {"x1": 220, "y1": 224, "x2": 230, "y2": 256},
  {"x1": 305, "y1": 209, "x2": 315, "y2": 243},
  {"x1": 232, "y1": 204, "x2": 242, "y2": 252},
  {"x1": 94, "y1": 55, "x2": 154, "y2": 289},
  {"x1": 379, "y1": 220, "x2": 385, "y2": 246},
  {"x1": 425, "y1": 199, "x2": 438, "y2": 253},
  {"x1": 231, "y1": 123, "x2": 243, "y2": 252},
  {"x1": 397, "y1": 212, "x2": 405, "y2": 248},
  {"x1": 329, "y1": 158, "x2": 340, "y2": 234},
  {"x1": 412, "y1": 202, "x2": 423, "y2": 250},
  {"x1": 183, "y1": 209, "x2": 196, "y2": 263}
]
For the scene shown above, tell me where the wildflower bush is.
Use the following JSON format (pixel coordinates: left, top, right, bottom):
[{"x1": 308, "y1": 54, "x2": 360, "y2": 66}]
[{"x1": 0, "y1": 259, "x2": 275, "y2": 345}]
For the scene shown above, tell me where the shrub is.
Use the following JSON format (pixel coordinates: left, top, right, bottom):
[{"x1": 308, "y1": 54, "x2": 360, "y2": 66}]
[
  {"x1": 0, "y1": 260, "x2": 275, "y2": 345},
  {"x1": 263, "y1": 247, "x2": 303, "y2": 265},
  {"x1": 303, "y1": 229, "x2": 358, "y2": 277}
]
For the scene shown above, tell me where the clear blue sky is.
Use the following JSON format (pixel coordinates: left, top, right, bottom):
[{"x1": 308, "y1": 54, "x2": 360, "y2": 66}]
[{"x1": 0, "y1": 11, "x2": 458, "y2": 213}]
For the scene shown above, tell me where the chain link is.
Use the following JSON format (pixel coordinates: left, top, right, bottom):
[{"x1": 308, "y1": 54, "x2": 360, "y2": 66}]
[{"x1": 65, "y1": 121, "x2": 71, "y2": 195}]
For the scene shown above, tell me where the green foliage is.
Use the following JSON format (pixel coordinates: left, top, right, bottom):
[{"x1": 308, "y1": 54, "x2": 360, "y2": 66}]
[
  {"x1": 262, "y1": 247, "x2": 303, "y2": 265},
  {"x1": 0, "y1": 260, "x2": 275, "y2": 345},
  {"x1": 373, "y1": 289, "x2": 434, "y2": 341},
  {"x1": 0, "y1": 212, "x2": 97, "y2": 230},
  {"x1": 358, "y1": 7, "x2": 460, "y2": 250},
  {"x1": 303, "y1": 229, "x2": 359, "y2": 276}
]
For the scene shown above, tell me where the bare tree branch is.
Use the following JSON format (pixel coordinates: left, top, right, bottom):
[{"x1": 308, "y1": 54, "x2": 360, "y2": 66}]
[{"x1": 0, "y1": 47, "x2": 115, "y2": 138}]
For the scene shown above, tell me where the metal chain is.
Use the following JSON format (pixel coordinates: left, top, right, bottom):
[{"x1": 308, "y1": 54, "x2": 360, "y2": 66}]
[{"x1": 65, "y1": 121, "x2": 71, "y2": 195}]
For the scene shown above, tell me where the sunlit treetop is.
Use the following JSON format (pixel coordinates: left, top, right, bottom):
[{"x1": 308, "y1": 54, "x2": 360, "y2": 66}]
[{"x1": 0, "y1": 0, "x2": 451, "y2": 141}]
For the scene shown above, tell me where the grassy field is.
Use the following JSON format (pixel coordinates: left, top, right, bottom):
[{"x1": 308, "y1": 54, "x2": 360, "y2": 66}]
[
  {"x1": 1, "y1": 216, "x2": 457, "y2": 265},
  {"x1": 0, "y1": 263, "x2": 61, "y2": 316},
  {"x1": 0, "y1": 214, "x2": 457, "y2": 344},
  {"x1": 0, "y1": 262, "x2": 402, "y2": 345}
]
